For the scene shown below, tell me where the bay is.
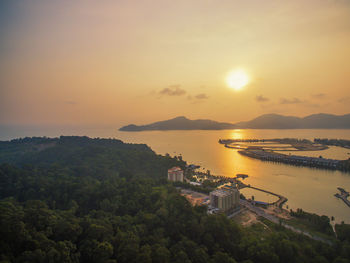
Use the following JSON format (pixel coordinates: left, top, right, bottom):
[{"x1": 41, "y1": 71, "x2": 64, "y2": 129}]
[
  {"x1": 115, "y1": 129, "x2": 350, "y2": 224},
  {"x1": 1, "y1": 127, "x2": 350, "y2": 223}
]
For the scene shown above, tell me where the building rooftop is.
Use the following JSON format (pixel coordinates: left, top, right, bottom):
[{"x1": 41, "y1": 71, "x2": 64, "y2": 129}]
[
  {"x1": 168, "y1": 166, "x2": 182, "y2": 172},
  {"x1": 210, "y1": 189, "x2": 235, "y2": 197},
  {"x1": 221, "y1": 185, "x2": 238, "y2": 191}
]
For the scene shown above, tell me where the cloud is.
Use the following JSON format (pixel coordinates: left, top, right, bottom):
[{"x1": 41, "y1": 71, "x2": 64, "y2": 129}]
[
  {"x1": 312, "y1": 93, "x2": 326, "y2": 99},
  {"x1": 159, "y1": 85, "x2": 186, "y2": 96},
  {"x1": 280, "y1": 97, "x2": 304, "y2": 104},
  {"x1": 156, "y1": 85, "x2": 208, "y2": 103},
  {"x1": 338, "y1": 97, "x2": 350, "y2": 104},
  {"x1": 186, "y1": 93, "x2": 209, "y2": 104},
  {"x1": 278, "y1": 97, "x2": 324, "y2": 107},
  {"x1": 187, "y1": 93, "x2": 209, "y2": 100},
  {"x1": 255, "y1": 95, "x2": 269, "y2": 102},
  {"x1": 194, "y1": 93, "x2": 209, "y2": 99}
]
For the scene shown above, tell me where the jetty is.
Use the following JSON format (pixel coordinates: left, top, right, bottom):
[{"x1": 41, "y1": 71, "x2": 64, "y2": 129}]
[
  {"x1": 335, "y1": 187, "x2": 350, "y2": 208},
  {"x1": 238, "y1": 149, "x2": 348, "y2": 172}
]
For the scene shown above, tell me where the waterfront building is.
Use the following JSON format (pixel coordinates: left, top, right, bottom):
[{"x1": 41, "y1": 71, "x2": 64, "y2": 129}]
[
  {"x1": 168, "y1": 166, "x2": 184, "y2": 182},
  {"x1": 209, "y1": 187, "x2": 240, "y2": 212}
]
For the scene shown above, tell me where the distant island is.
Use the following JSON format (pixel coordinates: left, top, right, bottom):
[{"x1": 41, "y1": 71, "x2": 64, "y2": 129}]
[
  {"x1": 119, "y1": 113, "x2": 350, "y2": 131},
  {"x1": 119, "y1": 116, "x2": 236, "y2": 131}
]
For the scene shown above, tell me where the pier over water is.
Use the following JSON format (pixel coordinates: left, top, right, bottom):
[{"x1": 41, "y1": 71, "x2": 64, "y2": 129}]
[
  {"x1": 238, "y1": 149, "x2": 349, "y2": 172},
  {"x1": 335, "y1": 188, "x2": 350, "y2": 208}
]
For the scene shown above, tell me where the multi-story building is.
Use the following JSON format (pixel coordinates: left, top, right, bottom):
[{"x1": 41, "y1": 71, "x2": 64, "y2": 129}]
[
  {"x1": 168, "y1": 166, "x2": 184, "y2": 182},
  {"x1": 209, "y1": 186, "x2": 240, "y2": 212}
]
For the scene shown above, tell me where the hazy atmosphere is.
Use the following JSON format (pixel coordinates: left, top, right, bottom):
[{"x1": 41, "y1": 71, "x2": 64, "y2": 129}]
[
  {"x1": 1, "y1": 0, "x2": 350, "y2": 127},
  {"x1": 2, "y1": 1, "x2": 350, "y2": 262}
]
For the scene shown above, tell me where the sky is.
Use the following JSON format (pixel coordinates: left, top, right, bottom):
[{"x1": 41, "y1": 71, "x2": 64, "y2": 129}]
[{"x1": 1, "y1": 0, "x2": 350, "y2": 127}]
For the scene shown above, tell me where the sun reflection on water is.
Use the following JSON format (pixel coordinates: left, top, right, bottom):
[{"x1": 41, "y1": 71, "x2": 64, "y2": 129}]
[{"x1": 230, "y1": 129, "x2": 244, "y2": 140}]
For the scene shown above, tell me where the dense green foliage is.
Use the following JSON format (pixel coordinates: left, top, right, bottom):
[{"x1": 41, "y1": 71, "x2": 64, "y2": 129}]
[
  {"x1": 335, "y1": 223, "x2": 350, "y2": 243},
  {"x1": 0, "y1": 136, "x2": 350, "y2": 263},
  {"x1": 289, "y1": 208, "x2": 334, "y2": 236},
  {"x1": 173, "y1": 181, "x2": 213, "y2": 194}
]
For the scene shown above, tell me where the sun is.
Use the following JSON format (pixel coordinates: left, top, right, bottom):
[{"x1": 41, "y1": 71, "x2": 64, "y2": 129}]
[{"x1": 226, "y1": 69, "x2": 250, "y2": 91}]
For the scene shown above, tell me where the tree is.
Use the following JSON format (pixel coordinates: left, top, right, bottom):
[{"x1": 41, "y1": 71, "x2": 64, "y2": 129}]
[
  {"x1": 152, "y1": 245, "x2": 170, "y2": 263},
  {"x1": 94, "y1": 242, "x2": 113, "y2": 263},
  {"x1": 212, "y1": 251, "x2": 237, "y2": 263},
  {"x1": 138, "y1": 245, "x2": 152, "y2": 263}
]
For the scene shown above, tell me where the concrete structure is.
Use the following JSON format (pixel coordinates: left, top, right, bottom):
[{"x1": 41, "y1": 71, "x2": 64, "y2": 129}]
[
  {"x1": 168, "y1": 166, "x2": 184, "y2": 182},
  {"x1": 209, "y1": 187, "x2": 240, "y2": 212}
]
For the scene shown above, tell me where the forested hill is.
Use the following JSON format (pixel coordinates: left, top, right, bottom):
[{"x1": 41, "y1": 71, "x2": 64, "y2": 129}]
[
  {"x1": 0, "y1": 136, "x2": 185, "y2": 180},
  {"x1": 1, "y1": 136, "x2": 350, "y2": 263},
  {"x1": 0, "y1": 136, "x2": 153, "y2": 166}
]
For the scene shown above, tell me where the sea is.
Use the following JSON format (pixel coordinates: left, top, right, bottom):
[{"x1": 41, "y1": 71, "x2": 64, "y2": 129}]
[{"x1": 1, "y1": 127, "x2": 350, "y2": 223}]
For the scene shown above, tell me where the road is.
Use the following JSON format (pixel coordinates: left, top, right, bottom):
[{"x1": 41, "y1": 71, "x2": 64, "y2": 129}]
[{"x1": 240, "y1": 199, "x2": 333, "y2": 245}]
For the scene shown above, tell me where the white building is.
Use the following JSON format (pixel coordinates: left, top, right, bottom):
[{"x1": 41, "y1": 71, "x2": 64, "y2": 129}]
[{"x1": 168, "y1": 166, "x2": 184, "y2": 182}]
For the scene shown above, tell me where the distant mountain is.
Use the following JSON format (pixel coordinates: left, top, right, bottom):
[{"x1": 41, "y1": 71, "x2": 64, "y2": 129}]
[
  {"x1": 119, "y1": 116, "x2": 236, "y2": 131},
  {"x1": 119, "y1": 113, "x2": 350, "y2": 131},
  {"x1": 235, "y1": 114, "x2": 301, "y2": 129},
  {"x1": 236, "y1": 113, "x2": 350, "y2": 129}
]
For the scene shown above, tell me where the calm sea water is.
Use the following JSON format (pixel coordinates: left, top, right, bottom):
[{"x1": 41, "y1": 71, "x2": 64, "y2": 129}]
[{"x1": 1, "y1": 127, "x2": 350, "y2": 223}]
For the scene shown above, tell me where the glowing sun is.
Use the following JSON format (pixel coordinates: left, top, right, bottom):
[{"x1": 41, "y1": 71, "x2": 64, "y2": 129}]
[{"x1": 226, "y1": 69, "x2": 250, "y2": 91}]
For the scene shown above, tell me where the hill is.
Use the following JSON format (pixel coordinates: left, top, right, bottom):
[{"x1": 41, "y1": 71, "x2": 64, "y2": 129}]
[
  {"x1": 119, "y1": 116, "x2": 236, "y2": 131},
  {"x1": 237, "y1": 113, "x2": 350, "y2": 129},
  {"x1": 119, "y1": 113, "x2": 350, "y2": 131}
]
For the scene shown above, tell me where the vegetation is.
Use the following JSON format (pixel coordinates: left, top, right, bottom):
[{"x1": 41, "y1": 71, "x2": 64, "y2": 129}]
[
  {"x1": 335, "y1": 223, "x2": 350, "y2": 243},
  {"x1": 289, "y1": 209, "x2": 334, "y2": 237},
  {"x1": 0, "y1": 136, "x2": 350, "y2": 263}
]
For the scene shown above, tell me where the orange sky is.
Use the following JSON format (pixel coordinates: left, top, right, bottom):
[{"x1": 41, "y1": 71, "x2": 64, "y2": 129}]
[{"x1": 1, "y1": 0, "x2": 349, "y2": 127}]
